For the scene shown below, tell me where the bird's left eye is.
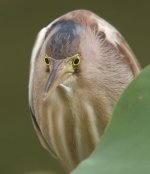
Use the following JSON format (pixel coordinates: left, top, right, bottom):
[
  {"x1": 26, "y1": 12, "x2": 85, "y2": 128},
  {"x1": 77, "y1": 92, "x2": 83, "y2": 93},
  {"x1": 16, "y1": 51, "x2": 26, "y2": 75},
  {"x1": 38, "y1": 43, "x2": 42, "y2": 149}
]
[
  {"x1": 72, "y1": 54, "x2": 80, "y2": 66},
  {"x1": 44, "y1": 54, "x2": 50, "y2": 65}
]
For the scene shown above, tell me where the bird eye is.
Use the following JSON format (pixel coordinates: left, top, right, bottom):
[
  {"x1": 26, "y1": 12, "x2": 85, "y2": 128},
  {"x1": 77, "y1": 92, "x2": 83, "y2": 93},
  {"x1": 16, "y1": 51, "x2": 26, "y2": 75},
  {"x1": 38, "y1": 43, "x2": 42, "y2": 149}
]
[
  {"x1": 72, "y1": 54, "x2": 80, "y2": 66},
  {"x1": 44, "y1": 54, "x2": 50, "y2": 65}
]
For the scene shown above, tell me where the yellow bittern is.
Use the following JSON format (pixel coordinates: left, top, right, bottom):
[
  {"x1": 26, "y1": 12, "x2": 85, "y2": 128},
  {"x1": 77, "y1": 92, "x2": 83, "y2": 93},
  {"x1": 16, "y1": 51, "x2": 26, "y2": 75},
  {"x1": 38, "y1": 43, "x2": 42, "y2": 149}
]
[{"x1": 29, "y1": 10, "x2": 140, "y2": 172}]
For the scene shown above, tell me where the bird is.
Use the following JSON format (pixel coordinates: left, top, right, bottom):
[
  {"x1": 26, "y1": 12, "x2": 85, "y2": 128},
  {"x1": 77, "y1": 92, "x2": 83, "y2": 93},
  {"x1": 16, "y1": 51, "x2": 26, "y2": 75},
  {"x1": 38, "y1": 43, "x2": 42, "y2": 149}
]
[{"x1": 28, "y1": 9, "x2": 140, "y2": 172}]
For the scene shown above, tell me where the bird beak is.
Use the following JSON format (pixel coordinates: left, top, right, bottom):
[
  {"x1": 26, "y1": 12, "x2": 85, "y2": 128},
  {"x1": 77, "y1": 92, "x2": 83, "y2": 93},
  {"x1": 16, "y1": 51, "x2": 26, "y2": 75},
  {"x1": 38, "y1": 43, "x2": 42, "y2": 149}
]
[
  {"x1": 45, "y1": 61, "x2": 61, "y2": 94},
  {"x1": 44, "y1": 59, "x2": 74, "y2": 95}
]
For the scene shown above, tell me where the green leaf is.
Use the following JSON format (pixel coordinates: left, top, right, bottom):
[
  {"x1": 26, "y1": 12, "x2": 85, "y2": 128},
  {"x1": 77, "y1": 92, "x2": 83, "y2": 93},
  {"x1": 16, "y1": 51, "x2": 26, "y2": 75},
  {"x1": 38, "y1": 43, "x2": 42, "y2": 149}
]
[{"x1": 72, "y1": 65, "x2": 150, "y2": 174}]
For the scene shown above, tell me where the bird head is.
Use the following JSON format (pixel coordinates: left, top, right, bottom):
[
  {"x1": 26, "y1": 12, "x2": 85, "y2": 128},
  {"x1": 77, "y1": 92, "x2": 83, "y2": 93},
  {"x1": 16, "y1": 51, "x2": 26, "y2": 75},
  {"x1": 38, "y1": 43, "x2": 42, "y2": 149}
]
[
  {"x1": 30, "y1": 12, "x2": 140, "y2": 106},
  {"x1": 43, "y1": 52, "x2": 81, "y2": 95},
  {"x1": 33, "y1": 19, "x2": 101, "y2": 99}
]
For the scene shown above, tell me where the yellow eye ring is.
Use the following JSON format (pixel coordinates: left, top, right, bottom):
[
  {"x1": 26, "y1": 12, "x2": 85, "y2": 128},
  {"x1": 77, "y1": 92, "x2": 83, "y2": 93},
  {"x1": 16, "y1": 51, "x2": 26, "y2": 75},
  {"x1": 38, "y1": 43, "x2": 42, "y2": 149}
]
[
  {"x1": 72, "y1": 54, "x2": 80, "y2": 66},
  {"x1": 44, "y1": 54, "x2": 50, "y2": 65}
]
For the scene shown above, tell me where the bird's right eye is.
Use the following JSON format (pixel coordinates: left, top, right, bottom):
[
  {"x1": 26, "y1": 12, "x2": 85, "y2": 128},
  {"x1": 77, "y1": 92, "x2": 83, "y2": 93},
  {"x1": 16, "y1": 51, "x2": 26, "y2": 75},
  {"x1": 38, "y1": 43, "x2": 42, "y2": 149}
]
[{"x1": 44, "y1": 54, "x2": 50, "y2": 65}]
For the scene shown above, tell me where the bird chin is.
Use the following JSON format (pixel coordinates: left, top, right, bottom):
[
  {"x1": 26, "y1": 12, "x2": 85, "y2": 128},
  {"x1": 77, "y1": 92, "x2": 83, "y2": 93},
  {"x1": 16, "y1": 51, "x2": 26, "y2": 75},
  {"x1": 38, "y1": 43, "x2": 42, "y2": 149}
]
[
  {"x1": 58, "y1": 84, "x2": 73, "y2": 94},
  {"x1": 59, "y1": 75, "x2": 77, "y2": 89},
  {"x1": 44, "y1": 75, "x2": 76, "y2": 100}
]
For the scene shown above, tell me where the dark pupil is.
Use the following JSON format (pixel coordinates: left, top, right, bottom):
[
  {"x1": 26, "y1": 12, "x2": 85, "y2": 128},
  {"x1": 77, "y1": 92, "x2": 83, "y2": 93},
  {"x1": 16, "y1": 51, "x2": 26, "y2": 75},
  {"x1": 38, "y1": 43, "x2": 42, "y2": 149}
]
[
  {"x1": 45, "y1": 58, "x2": 49, "y2": 64},
  {"x1": 74, "y1": 58, "x2": 79, "y2": 65}
]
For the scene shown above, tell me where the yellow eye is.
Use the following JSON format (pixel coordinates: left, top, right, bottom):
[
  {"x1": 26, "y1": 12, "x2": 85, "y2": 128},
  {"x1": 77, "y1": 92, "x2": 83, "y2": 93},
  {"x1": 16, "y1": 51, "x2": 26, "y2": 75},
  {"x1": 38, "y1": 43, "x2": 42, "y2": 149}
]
[
  {"x1": 72, "y1": 54, "x2": 80, "y2": 66},
  {"x1": 44, "y1": 54, "x2": 50, "y2": 65}
]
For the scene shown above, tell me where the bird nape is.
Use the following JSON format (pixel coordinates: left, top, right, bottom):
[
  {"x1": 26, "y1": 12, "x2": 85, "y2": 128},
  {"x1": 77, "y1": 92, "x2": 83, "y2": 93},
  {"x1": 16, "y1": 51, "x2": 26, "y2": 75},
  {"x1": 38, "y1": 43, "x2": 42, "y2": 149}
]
[{"x1": 28, "y1": 9, "x2": 140, "y2": 173}]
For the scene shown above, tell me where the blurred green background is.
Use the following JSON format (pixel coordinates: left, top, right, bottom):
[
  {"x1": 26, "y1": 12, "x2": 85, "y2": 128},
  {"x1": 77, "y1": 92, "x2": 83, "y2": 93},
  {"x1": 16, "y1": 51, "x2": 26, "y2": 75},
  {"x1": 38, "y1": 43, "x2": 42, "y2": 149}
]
[{"x1": 0, "y1": 0, "x2": 149, "y2": 174}]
